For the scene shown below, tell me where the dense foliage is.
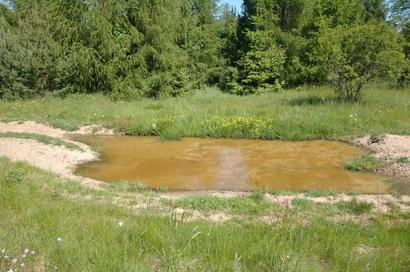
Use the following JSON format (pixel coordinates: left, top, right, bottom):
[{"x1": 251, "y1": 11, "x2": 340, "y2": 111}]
[{"x1": 0, "y1": 0, "x2": 409, "y2": 100}]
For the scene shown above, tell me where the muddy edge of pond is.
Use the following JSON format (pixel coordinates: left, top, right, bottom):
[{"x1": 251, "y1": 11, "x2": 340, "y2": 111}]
[{"x1": 0, "y1": 121, "x2": 409, "y2": 197}]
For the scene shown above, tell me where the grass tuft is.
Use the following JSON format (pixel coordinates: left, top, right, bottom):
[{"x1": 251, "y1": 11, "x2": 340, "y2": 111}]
[
  {"x1": 304, "y1": 189, "x2": 338, "y2": 197},
  {"x1": 107, "y1": 181, "x2": 169, "y2": 193},
  {"x1": 345, "y1": 154, "x2": 383, "y2": 172},
  {"x1": 397, "y1": 157, "x2": 410, "y2": 164},
  {"x1": 0, "y1": 132, "x2": 83, "y2": 151},
  {"x1": 162, "y1": 195, "x2": 273, "y2": 215},
  {"x1": 337, "y1": 199, "x2": 374, "y2": 215}
]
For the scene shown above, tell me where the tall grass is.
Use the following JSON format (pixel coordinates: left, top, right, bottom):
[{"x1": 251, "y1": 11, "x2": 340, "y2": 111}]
[
  {"x1": 0, "y1": 158, "x2": 409, "y2": 271},
  {"x1": 0, "y1": 85, "x2": 409, "y2": 140}
]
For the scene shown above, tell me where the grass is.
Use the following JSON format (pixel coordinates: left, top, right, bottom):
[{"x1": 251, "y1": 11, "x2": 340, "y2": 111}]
[
  {"x1": 345, "y1": 154, "x2": 383, "y2": 171},
  {"x1": 0, "y1": 157, "x2": 409, "y2": 271},
  {"x1": 398, "y1": 156, "x2": 410, "y2": 164},
  {"x1": 162, "y1": 193, "x2": 273, "y2": 215},
  {"x1": 0, "y1": 85, "x2": 409, "y2": 141},
  {"x1": 0, "y1": 132, "x2": 83, "y2": 151},
  {"x1": 337, "y1": 199, "x2": 375, "y2": 215},
  {"x1": 106, "y1": 181, "x2": 169, "y2": 193},
  {"x1": 0, "y1": 158, "x2": 410, "y2": 271},
  {"x1": 303, "y1": 189, "x2": 338, "y2": 197}
]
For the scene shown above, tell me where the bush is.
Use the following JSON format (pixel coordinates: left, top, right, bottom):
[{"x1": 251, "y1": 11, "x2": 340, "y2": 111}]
[{"x1": 324, "y1": 23, "x2": 408, "y2": 101}]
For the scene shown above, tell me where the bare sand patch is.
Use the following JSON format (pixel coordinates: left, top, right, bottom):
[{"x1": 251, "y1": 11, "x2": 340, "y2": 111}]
[
  {"x1": 0, "y1": 121, "x2": 68, "y2": 138},
  {"x1": 0, "y1": 138, "x2": 95, "y2": 177},
  {"x1": 0, "y1": 121, "x2": 114, "y2": 187},
  {"x1": 352, "y1": 134, "x2": 410, "y2": 178}
]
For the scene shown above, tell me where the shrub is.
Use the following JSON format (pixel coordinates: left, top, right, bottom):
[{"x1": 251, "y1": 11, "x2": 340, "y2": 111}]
[{"x1": 323, "y1": 23, "x2": 408, "y2": 101}]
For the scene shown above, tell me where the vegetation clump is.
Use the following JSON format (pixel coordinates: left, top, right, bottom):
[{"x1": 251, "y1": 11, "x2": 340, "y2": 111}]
[
  {"x1": 397, "y1": 156, "x2": 410, "y2": 164},
  {"x1": 0, "y1": 132, "x2": 83, "y2": 151},
  {"x1": 337, "y1": 199, "x2": 374, "y2": 215},
  {"x1": 324, "y1": 23, "x2": 408, "y2": 101},
  {"x1": 345, "y1": 154, "x2": 383, "y2": 172},
  {"x1": 163, "y1": 193, "x2": 273, "y2": 215}
]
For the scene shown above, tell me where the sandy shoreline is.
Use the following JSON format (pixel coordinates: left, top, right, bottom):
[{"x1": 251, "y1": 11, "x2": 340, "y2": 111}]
[
  {"x1": 0, "y1": 121, "x2": 409, "y2": 213},
  {"x1": 351, "y1": 134, "x2": 410, "y2": 179},
  {"x1": 0, "y1": 121, "x2": 113, "y2": 187}
]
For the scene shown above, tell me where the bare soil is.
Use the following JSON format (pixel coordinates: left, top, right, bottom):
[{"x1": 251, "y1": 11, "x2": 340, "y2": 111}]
[
  {"x1": 0, "y1": 121, "x2": 113, "y2": 187},
  {"x1": 352, "y1": 134, "x2": 410, "y2": 179}
]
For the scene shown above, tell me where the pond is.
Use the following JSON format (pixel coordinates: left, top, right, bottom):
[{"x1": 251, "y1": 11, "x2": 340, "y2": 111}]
[{"x1": 75, "y1": 136, "x2": 393, "y2": 193}]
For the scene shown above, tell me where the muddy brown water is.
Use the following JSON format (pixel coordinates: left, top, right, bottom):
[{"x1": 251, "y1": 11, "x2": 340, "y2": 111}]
[{"x1": 74, "y1": 136, "x2": 394, "y2": 193}]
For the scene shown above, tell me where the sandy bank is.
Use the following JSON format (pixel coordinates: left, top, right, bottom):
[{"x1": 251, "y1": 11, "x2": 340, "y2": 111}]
[
  {"x1": 352, "y1": 134, "x2": 410, "y2": 179},
  {"x1": 0, "y1": 121, "x2": 114, "y2": 186}
]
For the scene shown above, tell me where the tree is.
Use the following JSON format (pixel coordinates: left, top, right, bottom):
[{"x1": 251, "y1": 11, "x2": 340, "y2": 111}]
[
  {"x1": 276, "y1": 0, "x2": 305, "y2": 32},
  {"x1": 238, "y1": 30, "x2": 285, "y2": 94},
  {"x1": 389, "y1": 0, "x2": 410, "y2": 58},
  {"x1": 323, "y1": 23, "x2": 408, "y2": 101},
  {"x1": 389, "y1": 0, "x2": 410, "y2": 28},
  {"x1": 0, "y1": 1, "x2": 61, "y2": 99},
  {"x1": 1, "y1": 0, "x2": 409, "y2": 99},
  {"x1": 361, "y1": 0, "x2": 387, "y2": 22},
  {"x1": 217, "y1": 4, "x2": 240, "y2": 66}
]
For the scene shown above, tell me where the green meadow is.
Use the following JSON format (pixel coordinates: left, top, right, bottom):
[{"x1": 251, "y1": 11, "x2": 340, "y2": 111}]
[{"x1": 0, "y1": 86, "x2": 409, "y2": 140}]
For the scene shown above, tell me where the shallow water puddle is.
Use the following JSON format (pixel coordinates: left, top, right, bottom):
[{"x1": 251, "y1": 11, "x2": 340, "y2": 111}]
[{"x1": 75, "y1": 136, "x2": 393, "y2": 193}]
